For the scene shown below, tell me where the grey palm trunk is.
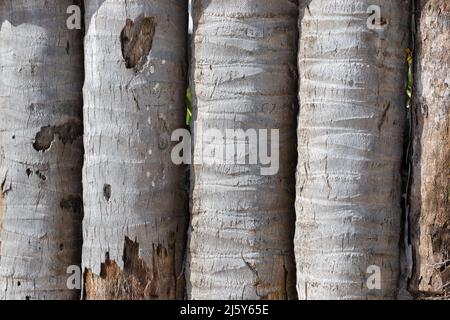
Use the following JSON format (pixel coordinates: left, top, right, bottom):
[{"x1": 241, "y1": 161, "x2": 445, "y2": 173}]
[
  {"x1": 295, "y1": 0, "x2": 410, "y2": 299},
  {"x1": 81, "y1": 0, "x2": 188, "y2": 299},
  {"x1": 0, "y1": 0, "x2": 444, "y2": 302},
  {"x1": 0, "y1": 1, "x2": 84, "y2": 299},
  {"x1": 186, "y1": 0, "x2": 298, "y2": 300}
]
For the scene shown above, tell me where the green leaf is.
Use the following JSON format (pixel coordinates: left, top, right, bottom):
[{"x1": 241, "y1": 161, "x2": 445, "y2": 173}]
[
  {"x1": 406, "y1": 48, "x2": 413, "y2": 100},
  {"x1": 186, "y1": 87, "x2": 192, "y2": 126}
]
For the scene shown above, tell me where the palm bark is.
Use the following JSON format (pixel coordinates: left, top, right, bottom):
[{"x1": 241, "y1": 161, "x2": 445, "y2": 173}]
[
  {"x1": 0, "y1": 1, "x2": 84, "y2": 299},
  {"x1": 82, "y1": 0, "x2": 188, "y2": 299},
  {"x1": 295, "y1": 0, "x2": 410, "y2": 299},
  {"x1": 409, "y1": 0, "x2": 450, "y2": 297},
  {"x1": 187, "y1": 0, "x2": 298, "y2": 299}
]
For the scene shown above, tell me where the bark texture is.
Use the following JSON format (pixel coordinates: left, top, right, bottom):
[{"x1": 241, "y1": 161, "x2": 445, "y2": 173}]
[
  {"x1": 187, "y1": 0, "x2": 298, "y2": 300},
  {"x1": 0, "y1": 1, "x2": 84, "y2": 299},
  {"x1": 409, "y1": 0, "x2": 450, "y2": 297},
  {"x1": 0, "y1": 192, "x2": 3, "y2": 248},
  {"x1": 295, "y1": 0, "x2": 410, "y2": 299},
  {"x1": 82, "y1": 0, "x2": 188, "y2": 300}
]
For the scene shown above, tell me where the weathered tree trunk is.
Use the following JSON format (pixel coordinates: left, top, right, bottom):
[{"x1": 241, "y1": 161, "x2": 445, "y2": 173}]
[
  {"x1": 0, "y1": 1, "x2": 84, "y2": 299},
  {"x1": 295, "y1": 0, "x2": 410, "y2": 299},
  {"x1": 409, "y1": 0, "x2": 450, "y2": 298},
  {"x1": 187, "y1": 0, "x2": 298, "y2": 299},
  {"x1": 82, "y1": 0, "x2": 188, "y2": 299}
]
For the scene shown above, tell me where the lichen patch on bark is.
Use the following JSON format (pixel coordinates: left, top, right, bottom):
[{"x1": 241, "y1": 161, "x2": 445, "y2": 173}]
[
  {"x1": 33, "y1": 120, "x2": 83, "y2": 151},
  {"x1": 83, "y1": 237, "x2": 177, "y2": 300},
  {"x1": 120, "y1": 16, "x2": 156, "y2": 71}
]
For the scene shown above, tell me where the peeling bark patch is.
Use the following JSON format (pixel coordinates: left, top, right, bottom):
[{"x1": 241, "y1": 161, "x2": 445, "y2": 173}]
[
  {"x1": 60, "y1": 194, "x2": 83, "y2": 215},
  {"x1": 33, "y1": 126, "x2": 54, "y2": 151},
  {"x1": 103, "y1": 184, "x2": 111, "y2": 201},
  {"x1": 83, "y1": 237, "x2": 177, "y2": 300},
  {"x1": 430, "y1": 221, "x2": 450, "y2": 258},
  {"x1": 33, "y1": 120, "x2": 82, "y2": 151},
  {"x1": 56, "y1": 120, "x2": 83, "y2": 144},
  {"x1": 120, "y1": 17, "x2": 156, "y2": 71}
]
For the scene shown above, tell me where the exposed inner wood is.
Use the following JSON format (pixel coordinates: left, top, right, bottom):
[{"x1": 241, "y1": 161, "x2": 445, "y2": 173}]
[
  {"x1": 84, "y1": 237, "x2": 177, "y2": 300},
  {"x1": 120, "y1": 16, "x2": 156, "y2": 71},
  {"x1": 409, "y1": 0, "x2": 450, "y2": 298}
]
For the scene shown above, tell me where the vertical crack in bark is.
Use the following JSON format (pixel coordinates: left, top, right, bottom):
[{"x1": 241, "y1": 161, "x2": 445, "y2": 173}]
[
  {"x1": 0, "y1": 173, "x2": 11, "y2": 258},
  {"x1": 83, "y1": 236, "x2": 177, "y2": 300},
  {"x1": 0, "y1": 191, "x2": 3, "y2": 252},
  {"x1": 120, "y1": 16, "x2": 156, "y2": 72},
  {"x1": 377, "y1": 102, "x2": 391, "y2": 130}
]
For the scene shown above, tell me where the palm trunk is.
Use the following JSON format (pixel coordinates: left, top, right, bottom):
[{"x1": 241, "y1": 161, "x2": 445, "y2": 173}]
[
  {"x1": 0, "y1": 1, "x2": 84, "y2": 299},
  {"x1": 82, "y1": 0, "x2": 188, "y2": 299},
  {"x1": 409, "y1": 0, "x2": 450, "y2": 297},
  {"x1": 187, "y1": 0, "x2": 298, "y2": 300},
  {"x1": 295, "y1": 0, "x2": 410, "y2": 299}
]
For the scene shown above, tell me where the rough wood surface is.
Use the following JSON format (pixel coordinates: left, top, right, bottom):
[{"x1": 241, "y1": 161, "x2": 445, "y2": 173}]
[
  {"x1": 84, "y1": 237, "x2": 177, "y2": 299},
  {"x1": 409, "y1": 0, "x2": 450, "y2": 297}
]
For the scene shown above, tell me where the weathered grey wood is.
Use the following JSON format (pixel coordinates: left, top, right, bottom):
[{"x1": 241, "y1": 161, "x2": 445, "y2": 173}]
[
  {"x1": 0, "y1": 0, "x2": 84, "y2": 300},
  {"x1": 187, "y1": 0, "x2": 298, "y2": 300},
  {"x1": 82, "y1": 0, "x2": 188, "y2": 299},
  {"x1": 295, "y1": 0, "x2": 410, "y2": 299}
]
